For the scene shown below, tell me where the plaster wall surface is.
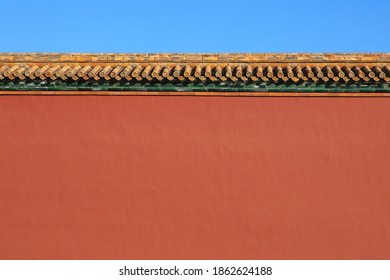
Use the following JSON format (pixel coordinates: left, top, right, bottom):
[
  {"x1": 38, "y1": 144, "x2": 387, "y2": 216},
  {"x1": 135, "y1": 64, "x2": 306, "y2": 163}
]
[{"x1": 0, "y1": 94, "x2": 389, "y2": 259}]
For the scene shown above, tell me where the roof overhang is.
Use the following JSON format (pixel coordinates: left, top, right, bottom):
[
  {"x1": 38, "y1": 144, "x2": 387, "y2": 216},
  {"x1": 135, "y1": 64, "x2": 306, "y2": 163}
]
[{"x1": 1, "y1": 53, "x2": 389, "y2": 96}]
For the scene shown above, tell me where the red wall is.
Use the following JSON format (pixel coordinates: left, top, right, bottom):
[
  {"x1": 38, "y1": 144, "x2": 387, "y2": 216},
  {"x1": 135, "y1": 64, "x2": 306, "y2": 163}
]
[{"x1": 0, "y1": 95, "x2": 389, "y2": 259}]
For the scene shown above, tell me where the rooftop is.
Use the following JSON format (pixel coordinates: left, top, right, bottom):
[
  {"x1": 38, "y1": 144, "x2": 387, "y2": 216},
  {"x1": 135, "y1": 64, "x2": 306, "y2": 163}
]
[{"x1": 1, "y1": 53, "x2": 389, "y2": 96}]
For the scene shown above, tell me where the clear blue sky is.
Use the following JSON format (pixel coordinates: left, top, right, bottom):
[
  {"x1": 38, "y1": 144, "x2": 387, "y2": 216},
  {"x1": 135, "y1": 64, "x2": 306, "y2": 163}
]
[{"x1": 1, "y1": 0, "x2": 389, "y2": 53}]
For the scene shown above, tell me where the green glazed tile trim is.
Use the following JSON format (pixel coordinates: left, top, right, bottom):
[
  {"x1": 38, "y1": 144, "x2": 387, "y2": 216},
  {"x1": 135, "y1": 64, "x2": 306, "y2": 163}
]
[{"x1": 0, "y1": 80, "x2": 389, "y2": 93}]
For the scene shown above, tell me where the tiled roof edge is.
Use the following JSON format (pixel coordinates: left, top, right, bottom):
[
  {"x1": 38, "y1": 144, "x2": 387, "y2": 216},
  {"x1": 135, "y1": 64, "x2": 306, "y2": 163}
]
[{"x1": 1, "y1": 53, "x2": 390, "y2": 94}]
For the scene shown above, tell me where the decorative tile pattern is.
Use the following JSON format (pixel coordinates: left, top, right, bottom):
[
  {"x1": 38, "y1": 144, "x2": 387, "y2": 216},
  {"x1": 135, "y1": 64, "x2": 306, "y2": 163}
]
[{"x1": 1, "y1": 53, "x2": 389, "y2": 94}]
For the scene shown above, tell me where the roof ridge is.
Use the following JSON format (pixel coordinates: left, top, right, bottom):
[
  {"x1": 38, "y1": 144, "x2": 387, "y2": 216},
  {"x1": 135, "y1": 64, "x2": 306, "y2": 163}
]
[{"x1": 1, "y1": 53, "x2": 390, "y2": 63}]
